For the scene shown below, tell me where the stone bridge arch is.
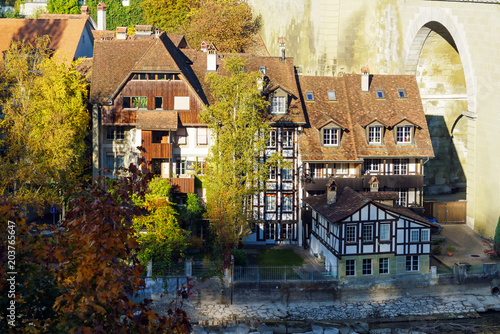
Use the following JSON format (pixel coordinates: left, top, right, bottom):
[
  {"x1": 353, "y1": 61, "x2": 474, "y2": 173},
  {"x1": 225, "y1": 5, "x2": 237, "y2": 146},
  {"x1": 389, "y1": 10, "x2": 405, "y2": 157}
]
[{"x1": 402, "y1": 7, "x2": 477, "y2": 229}]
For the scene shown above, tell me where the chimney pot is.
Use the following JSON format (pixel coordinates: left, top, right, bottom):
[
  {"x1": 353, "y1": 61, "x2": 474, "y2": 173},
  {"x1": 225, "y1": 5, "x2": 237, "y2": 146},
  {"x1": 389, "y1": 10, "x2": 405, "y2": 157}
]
[
  {"x1": 81, "y1": 5, "x2": 89, "y2": 15},
  {"x1": 326, "y1": 179, "x2": 338, "y2": 205},
  {"x1": 361, "y1": 66, "x2": 370, "y2": 92},
  {"x1": 116, "y1": 27, "x2": 127, "y2": 40},
  {"x1": 278, "y1": 36, "x2": 286, "y2": 62},
  {"x1": 206, "y1": 42, "x2": 217, "y2": 72}
]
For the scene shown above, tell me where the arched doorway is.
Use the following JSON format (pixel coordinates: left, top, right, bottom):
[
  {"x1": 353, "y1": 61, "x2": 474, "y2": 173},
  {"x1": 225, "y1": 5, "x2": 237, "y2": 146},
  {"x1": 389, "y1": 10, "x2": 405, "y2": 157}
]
[{"x1": 404, "y1": 12, "x2": 476, "y2": 228}]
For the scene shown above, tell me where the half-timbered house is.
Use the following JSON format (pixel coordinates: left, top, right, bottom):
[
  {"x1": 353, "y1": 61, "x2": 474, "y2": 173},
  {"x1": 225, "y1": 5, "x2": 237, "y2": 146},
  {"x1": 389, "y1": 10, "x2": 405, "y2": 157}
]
[
  {"x1": 304, "y1": 180, "x2": 439, "y2": 279},
  {"x1": 298, "y1": 69, "x2": 434, "y2": 209}
]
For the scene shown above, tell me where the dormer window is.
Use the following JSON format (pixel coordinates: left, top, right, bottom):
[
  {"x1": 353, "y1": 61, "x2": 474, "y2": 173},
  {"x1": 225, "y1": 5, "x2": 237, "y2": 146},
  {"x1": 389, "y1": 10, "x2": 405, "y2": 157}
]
[
  {"x1": 396, "y1": 125, "x2": 413, "y2": 144},
  {"x1": 368, "y1": 125, "x2": 383, "y2": 144},
  {"x1": 376, "y1": 89, "x2": 385, "y2": 99},
  {"x1": 323, "y1": 127, "x2": 339, "y2": 146},
  {"x1": 397, "y1": 88, "x2": 407, "y2": 98},
  {"x1": 327, "y1": 91, "x2": 337, "y2": 101},
  {"x1": 305, "y1": 91, "x2": 314, "y2": 101},
  {"x1": 270, "y1": 96, "x2": 286, "y2": 114}
]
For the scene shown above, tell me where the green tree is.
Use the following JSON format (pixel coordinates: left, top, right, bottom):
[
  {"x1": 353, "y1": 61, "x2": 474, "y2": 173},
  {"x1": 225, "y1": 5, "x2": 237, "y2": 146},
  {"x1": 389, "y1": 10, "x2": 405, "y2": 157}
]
[
  {"x1": 187, "y1": 0, "x2": 259, "y2": 52},
  {"x1": 201, "y1": 56, "x2": 280, "y2": 262},
  {"x1": 47, "y1": 0, "x2": 81, "y2": 14},
  {"x1": 86, "y1": 0, "x2": 146, "y2": 31},
  {"x1": 179, "y1": 193, "x2": 204, "y2": 232},
  {"x1": 494, "y1": 215, "x2": 500, "y2": 256},
  {"x1": 133, "y1": 177, "x2": 189, "y2": 267},
  {"x1": 0, "y1": 36, "x2": 89, "y2": 212},
  {"x1": 141, "y1": 0, "x2": 194, "y2": 33}
]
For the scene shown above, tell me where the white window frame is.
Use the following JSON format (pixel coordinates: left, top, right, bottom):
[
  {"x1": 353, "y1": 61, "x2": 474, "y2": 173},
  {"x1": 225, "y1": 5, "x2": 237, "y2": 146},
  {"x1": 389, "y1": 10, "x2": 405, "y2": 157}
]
[
  {"x1": 406, "y1": 255, "x2": 419, "y2": 272},
  {"x1": 362, "y1": 225, "x2": 373, "y2": 242},
  {"x1": 265, "y1": 195, "x2": 276, "y2": 211},
  {"x1": 421, "y1": 229, "x2": 430, "y2": 242},
  {"x1": 346, "y1": 225, "x2": 356, "y2": 243},
  {"x1": 362, "y1": 258, "x2": 373, "y2": 276},
  {"x1": 282, "y1": 130, "x2": 293, "y2": 148},
  {"x1": 323, "y1": 128, "x2": 339, "y2": 146},
  {"x1": 282, "y1": 167, "x2": 293, "y2": 181},
  {"x1": 394, "y1": 159, "x2": 408, "y2": 175},
  {"x1": 268, "y1": 166, "x2": 276, "y2": 181},
  {"x1": 176, "y1": 158, "x2": 186, "y2": 175},
  {"x1": 267, "y1": 130, "x2": 276, "y2": 147},
  {"x1": 346, "y1": 259, "x2": 356, "y2": 277},
  {"x1": 380, "y1": 224, "x2": 390, "y2": 241},
  {"x1": 270, "y1": 96, "x2": 286, "y2": 114},
  {"x1": 106, "y1": 152, "x2": 125, "y2": 172},
  {"x1": 327, "y1": 90, "x2": 336, "y2": 101},
  {"x1": 397, "y1": 88, "x2": 407, "y2": 98},
  {"x1": 336, "y1": 163, "x2": 348, "y2": 175},
  {"x1": 396, "y1": 125, "x2": 412, "y2": 144},
  {"x1": 379, "y1": 258, "x2": 389, "y2": 275},
  {"x1": 397, "y1": 189, "x2": 407, "y2": 206},
  {"x1": 410, "y1": 229, "x2": 420, "y2": 242},
  {"x1": 282, "y1": 194, "x2": 293, "y2": 212},
  {"x1": 365, "y1": 159, "x2": 380, "y2": 173},
  {"x1": 197, "y1": 127, "x2": 208, "y2": 145},
  {"x1": 368, "y1": 126, "x2": 383, "y2": 144}
]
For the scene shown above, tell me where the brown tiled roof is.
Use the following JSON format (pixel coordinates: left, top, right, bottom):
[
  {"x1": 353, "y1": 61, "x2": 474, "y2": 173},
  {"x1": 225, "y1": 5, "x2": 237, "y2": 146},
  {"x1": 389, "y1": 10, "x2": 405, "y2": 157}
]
[
  {"x1": 0, "y1": 18, "x2": 90, "y2": 64},
  {"x1": 168, "y1": 34, "x2": 191, "y2": 49},
  {"x1": 92, "y1": 30, "x2": 116, "y2": 40},
  {"x1": 343, "y1": 74, "x2": 434, "y2": 158},
  {"x1": 136, "y1": 111, "x2": 178, "y2": 130},
  {"x1": 304, "y1": 186, "x2": 436, "y2": 226},
  {"x1": 184, "y1": 51, "x2": 306, "y2": 125},
  {"x1": 298, "y1": 76, "x2": 358, "y2": 161},
  {"x1": 362, "y1": 191, "x2": 399, "y2": 201}
]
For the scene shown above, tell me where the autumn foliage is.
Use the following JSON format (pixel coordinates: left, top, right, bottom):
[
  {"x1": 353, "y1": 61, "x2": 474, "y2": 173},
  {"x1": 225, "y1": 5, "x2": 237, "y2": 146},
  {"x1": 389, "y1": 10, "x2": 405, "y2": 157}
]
[{"x1": 0, "y1": 166, "x2": 191, "y2": 333}]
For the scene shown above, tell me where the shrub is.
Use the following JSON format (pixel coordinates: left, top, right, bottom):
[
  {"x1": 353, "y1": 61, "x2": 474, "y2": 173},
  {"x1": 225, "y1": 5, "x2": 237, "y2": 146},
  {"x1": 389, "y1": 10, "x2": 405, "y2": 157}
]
[
  {"x1": 446, "y1": 246, "x2": 456, "y2": 253},
  {"x1": 231, "y1": 249, "x2": 248, "y2": 267},
  {"x1": 188, "y1": 236, "x2": 204, "y2": 249},
  {"x1": 431, "y1": 245, "x2": 442, "y2": 255}
]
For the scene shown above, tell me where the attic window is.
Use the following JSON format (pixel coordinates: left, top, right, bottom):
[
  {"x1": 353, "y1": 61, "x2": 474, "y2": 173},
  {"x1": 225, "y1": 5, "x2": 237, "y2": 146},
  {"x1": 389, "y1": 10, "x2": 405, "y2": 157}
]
[
  {"x1": 132, "y1": 73, "x2": 180, "y2": 80},
  {"x1": 327, "y1": 91, "x2": 337, "y2": 101},
  {"x1": 270, "y1": 96, "x2": 286, "y2": 114},
  {"x1": 305, "y1": 91, "x2": 314, "y2": 101},
  {"x1": 259, "y1": 66, "x2": 266, "y2": 75},
  {"x1": 322, "y1": 128, "x2": 339, "y2": 146},
  {"x1": 376, "y1": 89, "x2": 385, "y2": 99},
  {"x1": 397, "y1": 88, "x2": 407, "y2": 98}
]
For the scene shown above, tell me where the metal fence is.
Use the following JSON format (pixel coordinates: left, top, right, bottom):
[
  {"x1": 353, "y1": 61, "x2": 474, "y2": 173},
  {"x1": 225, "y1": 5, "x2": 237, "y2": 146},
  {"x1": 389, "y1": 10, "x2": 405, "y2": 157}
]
[
  {"x1": 233, "y1": 265, "x2": 337, "y2": 282},
  {"x1": 436, "y1": 262, "x2": 500, "y2": 276}
]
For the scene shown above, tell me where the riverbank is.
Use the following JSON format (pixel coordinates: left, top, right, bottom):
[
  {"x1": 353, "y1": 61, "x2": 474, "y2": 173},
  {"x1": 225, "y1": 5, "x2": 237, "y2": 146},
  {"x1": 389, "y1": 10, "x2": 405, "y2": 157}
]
[{"x1": 152, "y1": 278, "x2": 500, "y2": 332}]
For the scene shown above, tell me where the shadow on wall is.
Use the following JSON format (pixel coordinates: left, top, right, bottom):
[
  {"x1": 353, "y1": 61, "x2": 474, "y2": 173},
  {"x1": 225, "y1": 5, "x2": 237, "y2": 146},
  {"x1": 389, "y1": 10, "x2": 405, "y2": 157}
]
[{"x1": 424, "y1": 115, "x2": 466, "y2": 196}]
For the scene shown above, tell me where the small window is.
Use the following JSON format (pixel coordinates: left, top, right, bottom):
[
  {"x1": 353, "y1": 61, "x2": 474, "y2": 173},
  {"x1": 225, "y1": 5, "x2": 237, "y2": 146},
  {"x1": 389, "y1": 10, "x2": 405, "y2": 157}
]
[
  {"x1": 132, "y1": 73, "x2": 139, "y2": 80},
  {"x1": 197, "y1": 127, "x2": 208, "y2": 145},
  {"x1": 176, "y1": 128, "x2": 187, "y2": 145},
  {"x1": 376, "y1": 89, "x2": 385, "y2": 98},
  {"x1": 265, "y1": 195, "x2": 276, "y2": 211},
  {"x1": 421, "y1": 229, "x2": 430, "y2": 242},
  {"x1": 327, "y1": 90, "x2": 337, "y2": 101},
  {"x1": 137, "y1": 73, "x2": 146, "y2": 80},
  {"x1": 379, "y1": 258, "x2": 389, "y2": 275},
  {"x1": 132, "y1": 96, "x2": 147, "y2": 109},
  {"x1": 410, "y1": 229, "x2": 420, "y2": 242},
  {"x1": 148, "y1": 73, "x2": 156, "y2": 80},
  {"x1": 323, "y1": 128, "x2": 339, "y2": 146},
  {"x1": 123, "y1": 96, "x2": 131, "y2": 108},
  {"x1": 282, "y1": 167, "x2": 293, "y2": 181},
  {"x1": 270, "y1": 96, "x2": 286, "y2": 114},
  {"x1": 346, "y1": 225, "x2": 356, "y2": 243},
  {"x1": 362, "y1": 259, "x2": 372, "y2": 276},
  {"x1": 259, "y1": 66, "x2": 266, "y2": 75},
  {"x1": 336, "y1": 163, "x2": 348, "y2": 175},
  {"x1": 305, "y1": 91, "x2": 314, "y2": 101},
  {"x1": 362, "y1": 225, "x2": 373, "y2": 242},
  {"x1": 406, "y1": 255, "x2": 419, "y2": 272},
  {"x1": 282, "y1": 130, "x2": 293, "y2": 148},
  {"x1": 396, "y1": 125, "x2": 412, "y2": 144},
  {"x1": 174, "y1": 96, "x2": 190, "y2": 110},
  {"x1": 157, "y1": 73, "x2": 166, "y2": 80},
  {"x1": 282, "y1": 194, "x2": 293, "y2": 212},
  {"x1": 394, "y1": 159, "x2": 408, "y2": 175},
  {"x1": 368, "y1": 126, "x2": 383, "y2": 144},
  {"x1": 364, "y1": 159, "x2": 380, "y2": 173},
  {"x1": 155, "y1": 96, "x2": 163, "y2": 110},
  {"x1": 346, "y1": 259, "x2": 356, "y2": 277},
  {"x1": 268, "y1": 166, "x2": 276, "y2": 180},
  {"x1": 106, "y1": 126, "x2": 125, "y2": 140},
  {"x1": 267, "y1": 130, "x2": 276, "y2": 147},
  {"x1": 380, "y1": 224, "x2": 390, "y2": 241},
  {"x1": 397, "y1": 88, "x2": 407, "y2": 98},
  {"x1": 176, "y1": 158, "x2": 186, "y2": 175}
]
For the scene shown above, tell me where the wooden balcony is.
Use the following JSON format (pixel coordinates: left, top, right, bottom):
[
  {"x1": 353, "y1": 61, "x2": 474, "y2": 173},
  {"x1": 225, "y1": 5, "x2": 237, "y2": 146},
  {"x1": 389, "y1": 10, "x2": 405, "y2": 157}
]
[
  {"x1": 170, "y1": 177, "x2": 195, "y2": 194},
  {"x1": 141, "y1": 130, "x2": 172, "y2": 160}
]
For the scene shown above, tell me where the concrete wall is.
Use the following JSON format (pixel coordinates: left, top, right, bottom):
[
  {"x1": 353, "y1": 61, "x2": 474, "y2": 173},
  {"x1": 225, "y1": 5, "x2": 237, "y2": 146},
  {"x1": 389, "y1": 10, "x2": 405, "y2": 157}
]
[{"x1": 248, "y1": 0, "x2": 500, "y2": 237}]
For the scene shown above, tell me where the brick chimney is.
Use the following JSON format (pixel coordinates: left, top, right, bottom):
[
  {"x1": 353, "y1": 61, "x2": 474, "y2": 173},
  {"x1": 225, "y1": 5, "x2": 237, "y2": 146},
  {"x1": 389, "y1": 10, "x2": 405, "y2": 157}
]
[
  {"x1": 326, "y1": 179, "x2": 338, "y2": 205},
  {"x1": 97, "y1": 2, "x2": 106, "y2": 31},
  {"x1": 361, "y1": 66, "x2": 369, "y2": 92},
  {"x1": 81, "y1": 5, "x2": 89, "y2": 15}
]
